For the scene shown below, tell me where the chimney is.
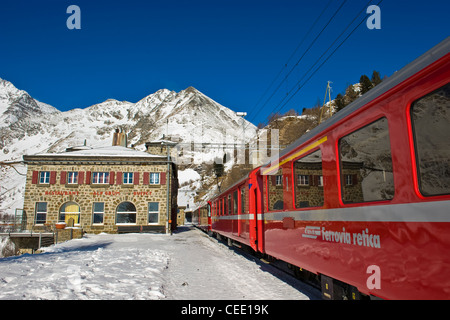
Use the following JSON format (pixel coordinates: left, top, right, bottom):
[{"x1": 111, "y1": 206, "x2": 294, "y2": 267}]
[{"x1": 112, "y1": 128, "x2": 127, "y2": 147}]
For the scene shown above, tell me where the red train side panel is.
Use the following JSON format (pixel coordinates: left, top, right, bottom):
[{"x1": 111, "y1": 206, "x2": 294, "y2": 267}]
[
  {"x1": 208, "y1": 38, "x2": 449, "y2": 299},
  {"x1": 258, "y1": 40, "x2": 450, "y2": 299}
]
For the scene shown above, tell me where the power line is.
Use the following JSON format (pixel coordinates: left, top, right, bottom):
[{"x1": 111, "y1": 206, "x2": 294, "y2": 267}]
[
  {"x1": 246, "y1": 0, "x2": 348, "y2": 128},
  {"x1": 264, "y1": 0, "x2": 383, "y2": 121},
  {"x1": 245, "y1": 0, "x2": 334, "y2": 123}
]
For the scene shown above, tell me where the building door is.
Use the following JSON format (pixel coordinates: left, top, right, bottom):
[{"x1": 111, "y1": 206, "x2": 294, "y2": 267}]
[{"x1": 60, "y1": 202, "x2": 80, "y2": 225}]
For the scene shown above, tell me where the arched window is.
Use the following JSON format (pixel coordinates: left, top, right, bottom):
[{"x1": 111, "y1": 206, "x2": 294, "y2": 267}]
[
  {"x1": 59, "y1": 202, "x2": 81, "y2": 225},
  {"x1": 116, "y1": 201, "x2": 137, "y2": 224}
]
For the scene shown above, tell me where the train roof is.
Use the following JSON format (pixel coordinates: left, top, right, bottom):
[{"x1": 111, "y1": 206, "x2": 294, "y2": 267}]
[{"x1": 262, "y1": 36, "x2": 450, "y2": 169}]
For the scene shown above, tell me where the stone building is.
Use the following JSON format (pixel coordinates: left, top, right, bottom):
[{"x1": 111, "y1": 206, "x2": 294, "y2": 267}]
[{"x1": 22, "y1": 134, "x2": 178, "y2": 234}]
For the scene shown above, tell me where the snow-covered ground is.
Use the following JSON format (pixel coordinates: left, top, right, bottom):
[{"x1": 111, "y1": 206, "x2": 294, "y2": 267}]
[{"x1": 0, "y1": 226, "x2": 320, "y2": 300}]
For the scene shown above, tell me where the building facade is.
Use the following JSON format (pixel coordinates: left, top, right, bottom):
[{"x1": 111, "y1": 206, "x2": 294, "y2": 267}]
[{"x1": 22, "y1": 143, "x2": 178, "y2": 234}]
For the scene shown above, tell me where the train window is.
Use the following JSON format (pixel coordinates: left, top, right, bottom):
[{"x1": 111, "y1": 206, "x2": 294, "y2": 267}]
[
  {"x1": 228, "y1": 194, "x2": 231, "y2": 215},
  {"x1": 267, "y1": 168, "x2": 284, "y2": 211},
  {"x1": 339, "y1": 117, "x2": 394, "y2": 203},
  {"x1": 294, "y1": 149, "x2": 324, "y2": 208},
  {"x1": 411, "y1": 83, "x2": 450, "y2": 196},
  {"x1": 233, "y1": 191, "x2": 238, "y2": 214}
]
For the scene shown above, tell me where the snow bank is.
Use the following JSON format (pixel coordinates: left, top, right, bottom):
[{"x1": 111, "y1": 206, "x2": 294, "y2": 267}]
[{"x1": 0, "y1": 228, "x2": 319, "y2": 300}]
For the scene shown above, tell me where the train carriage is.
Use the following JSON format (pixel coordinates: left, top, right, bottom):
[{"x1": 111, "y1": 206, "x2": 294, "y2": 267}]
[
  {"x1": 207, "y1": 37, "x2": 450, "y2": 299},
  {"x1": 210, "y1": 168, "x2": 256, "y2": 248},
  {"x1": 258, "y1": 37, "x2": 450, "y2": 300},
  {"x1": 192, "y1": 203, "x2": 211, "y2": 233}
]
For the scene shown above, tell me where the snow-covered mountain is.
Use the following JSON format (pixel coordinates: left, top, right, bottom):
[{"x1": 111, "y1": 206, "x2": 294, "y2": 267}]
[{"x1": 0, "y1": 77, "x2": 257, "y2": 216}]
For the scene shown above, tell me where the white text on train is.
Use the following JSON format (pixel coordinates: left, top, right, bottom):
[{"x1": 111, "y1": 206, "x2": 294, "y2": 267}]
[{"x1": 310, "y1": 227, "x2": 381, "y2": 249}]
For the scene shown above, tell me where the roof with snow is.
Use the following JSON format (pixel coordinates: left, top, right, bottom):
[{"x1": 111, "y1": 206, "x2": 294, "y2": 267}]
[{"x1": 23, "y1": 145, "x2": 169, "y2": 163}]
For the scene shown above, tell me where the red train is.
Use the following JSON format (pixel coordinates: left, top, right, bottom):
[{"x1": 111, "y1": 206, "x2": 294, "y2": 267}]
[{"x1": 193, "y1": 37, "x2": 450, "y2": 300}]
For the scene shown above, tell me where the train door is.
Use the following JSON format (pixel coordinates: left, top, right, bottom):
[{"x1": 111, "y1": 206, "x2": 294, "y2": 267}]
[
  {"x1": 207, "y1": 201, "x2": 212, "y2": 232},
  {"x1": 249, "y1": 169, "x2": 264, "y2": 253},
  {"x1": 255, "y1": 172, "x2": 265, "y2": 253},
  {"x1": 249, "y1": 171, "x2": 258, "y2": 251},
  {"x1": 250, "y1": 187, "x2": 258, "y2": 251}
]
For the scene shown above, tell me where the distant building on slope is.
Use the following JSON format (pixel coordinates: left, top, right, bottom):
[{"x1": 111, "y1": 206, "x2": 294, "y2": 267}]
[{"x1": 22, "y1": 131, "x2": 178, "y2": 234}]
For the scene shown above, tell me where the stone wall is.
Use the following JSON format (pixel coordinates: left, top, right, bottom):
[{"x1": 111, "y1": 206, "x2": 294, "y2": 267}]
[{"x1": 23, "y1": 162, "x2": 177, "y2": 234}]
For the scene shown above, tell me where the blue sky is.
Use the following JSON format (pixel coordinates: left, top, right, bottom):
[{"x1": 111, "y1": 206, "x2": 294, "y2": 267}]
[{"x1": 0, "y1": 0, "x2": 449, "y2": 126}]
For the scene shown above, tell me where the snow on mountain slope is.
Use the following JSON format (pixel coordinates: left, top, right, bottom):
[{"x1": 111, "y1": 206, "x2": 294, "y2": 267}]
[
  {"x1": 0, "y1": 78, "x2": 59, "y2": 127},
  {"x1": 0, "y1": 78, "x2": 257, "y2": 216}
]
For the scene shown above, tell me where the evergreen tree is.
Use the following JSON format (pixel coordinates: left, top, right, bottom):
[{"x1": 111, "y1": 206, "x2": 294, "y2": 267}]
[
  {"x1": 359, "y1": 74, "x2": 373, "y2": 94},
  {"x1": 371, "y1": 70, "x2": 382, "y2": 86},
  {"x1": 334, "y1": 93, "x2": 346, "y2": 112}
]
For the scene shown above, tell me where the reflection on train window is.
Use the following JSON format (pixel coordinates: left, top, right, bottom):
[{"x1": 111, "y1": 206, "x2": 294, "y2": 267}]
[
  {"x1": 267, "y1": 168, "x2": 283, "y2": 211},
  {"x1": 339, "y1": 117, "x2": 394, "y2": 203},
  {"x1": 411, "y1": 83, "x2": 450, "y2": 196},
  {"x1": 294, "y1": 149, "x2": 324, "y2": 208},
  {"x1": 240, "y1": 186, "x2": 246, "y2": 214}
]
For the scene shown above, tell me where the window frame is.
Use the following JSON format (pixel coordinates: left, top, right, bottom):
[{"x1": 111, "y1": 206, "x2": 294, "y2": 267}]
[
  {"x1": 39, "y1": 171, "x2": 50, "y2": 184},
  {"x1": 233, "y1": 190, "x2": 238, "y2": 215},
  {"x1": 275, "y1": 175, "x2": 283, "y2": 186},
  {"x1": 92, "y1": 172, "x2": 110, "y2": 184},
  {"x1": 35, "y1": 202, "x2": 47, "y2": 225},
  {"x1": 409, "y1": 83, "x2": 450, "y2": 198},
  {"x1": 240, "y1": 186, "x2": 246, "y2": 214},
  {"x1": 148, "y1": 202, "x2": 159, "y2": 224},
  {"x1": 297, "y1": 175, "x2": 310, "y2": 186},
  {"x1": 123, "y1": 172, "x2": 134, "y2": 185},
  {"x1": 265, "y1": 167, "x2": 284, "y2": 212},
  {"x1": 92, "y1": 202, "x2": 105, "y2": 224},
  {"x1": 291, "y1": 148, "x2": 325, "y2": 210},
  {"x1": 338, "y1": 116, "x2": 395, "y2": 205},
  {"x1": 149, "y1": 172, "x2": 160, "y2": 185},
  {"x1": 116, "y1": 201, "x2": 137, "y2": 224},
  {"x1": 67, "y1": 171, "x2": 78, "y2": 184}
]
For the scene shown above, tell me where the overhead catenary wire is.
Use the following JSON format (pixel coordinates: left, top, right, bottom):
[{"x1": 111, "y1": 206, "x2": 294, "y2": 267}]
[
  {"x1": 267, "y1": 0, "x2": 384, "y2": 119},
  {"x1": 245, "y1": 0, "x2": 348, "y2": 128},
  {"x1": 246, "y1": 0, "x2": 334, "y2": 122}
]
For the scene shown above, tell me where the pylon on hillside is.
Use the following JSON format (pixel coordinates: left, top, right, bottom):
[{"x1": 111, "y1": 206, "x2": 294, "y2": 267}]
[{"x1": 319, "y1": 81, "x2": 332, "y2": 124}]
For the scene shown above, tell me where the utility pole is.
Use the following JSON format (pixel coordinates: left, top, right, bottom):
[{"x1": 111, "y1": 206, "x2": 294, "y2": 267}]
[{"x1": 319, "y1": 81, "x2": 332, "y2": 124}]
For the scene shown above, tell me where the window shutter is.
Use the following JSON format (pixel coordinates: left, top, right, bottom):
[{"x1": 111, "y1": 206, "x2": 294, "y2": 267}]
[
  {"x1": 60, "y1": 171, "x2": 67, "y2": 184},
  {"x1": 78, "y1": 171, "x2": 85, "y2": 185},
  {"x1": 134, "y1": 172, "x2": 140, "y2": 185},
  {"x1": 109, "y1": 171, "x2": 115, "y2": 185},
  {"x1": 143, "y1": 172, "x2": 149, "y2": 185},
  {"x1": 32, "y1": 171, "x2": 39, "y2": 184},
  {"x1": 85, "y1": 171, "x2": 91, "y2": 185},
  {"x1": 160, "y1": 172, "x2": 166, "y2": 185},
  {"x1": 50, "y1": 171, "x2": 57, "y2": 185},
  {"x1": 271, "y1": 175, "x2": 276, "y2": 186},
  {"x1": 352, "y1": 174, "x2": 358, "y2": 185},
  {"x1": 116, "y1": 172, "x2": 122, "y2": 185}
]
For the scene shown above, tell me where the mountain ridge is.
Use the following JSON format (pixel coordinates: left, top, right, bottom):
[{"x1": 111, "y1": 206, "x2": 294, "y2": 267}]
[{"x1": 0, "y1": 77, "x2": 257, "y2": 216}]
